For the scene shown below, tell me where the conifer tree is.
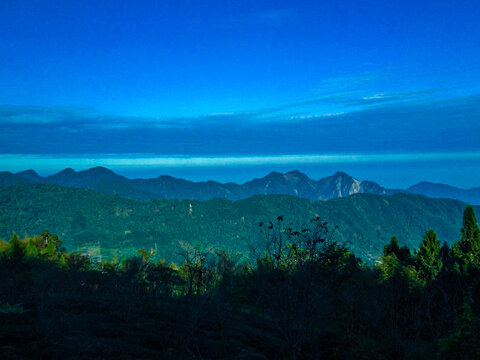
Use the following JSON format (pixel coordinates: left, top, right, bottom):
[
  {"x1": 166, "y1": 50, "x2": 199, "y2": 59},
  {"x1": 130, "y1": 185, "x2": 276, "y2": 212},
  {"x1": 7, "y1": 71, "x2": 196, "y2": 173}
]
[
  {"x1": 461, "y1": 206, "x2": 480, "y2": 244},
  {"x1": 25, "y1": 238, "x2": 39, "y2": 257},
  {"x1": 440, "y1": 241, "x2": 453, "y2": 270},
  {"x1": 383, "y1": 236, "x2": 400, "y2": 257},
  {"x1": 383, "y1": 236, "x2": 412, "y2": 265},
  {"x1": 8, "y1": 233, "x2": 25, "y2": 261},
  {"x1": 454, "y1": 206, "x2": 480, "y2": 269},
  {"x1": 415, "y1": 229, "x2": 442, "y2": 283}
]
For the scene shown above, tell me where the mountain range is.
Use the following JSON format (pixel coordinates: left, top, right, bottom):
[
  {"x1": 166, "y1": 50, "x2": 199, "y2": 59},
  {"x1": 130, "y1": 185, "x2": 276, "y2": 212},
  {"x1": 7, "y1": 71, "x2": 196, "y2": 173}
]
[{"x1": 0, "y1": 167, "x2": 479, "y2": 204}]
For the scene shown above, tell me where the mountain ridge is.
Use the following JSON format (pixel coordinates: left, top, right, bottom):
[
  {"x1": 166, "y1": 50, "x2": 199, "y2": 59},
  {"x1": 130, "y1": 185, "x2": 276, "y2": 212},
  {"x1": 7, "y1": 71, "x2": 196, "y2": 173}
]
[
  {"x1": 407, "y1": 181, "x2": 480, "y2": 204},
  {"x1": 0, "y1": 167, "x2": 476, "y2": 204}
]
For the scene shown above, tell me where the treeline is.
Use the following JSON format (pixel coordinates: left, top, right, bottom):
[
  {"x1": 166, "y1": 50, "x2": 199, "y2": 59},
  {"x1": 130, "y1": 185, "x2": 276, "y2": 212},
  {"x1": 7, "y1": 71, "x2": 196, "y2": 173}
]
[{"x1": 1, "y1": 207, "x2": 480, "y2": 359}]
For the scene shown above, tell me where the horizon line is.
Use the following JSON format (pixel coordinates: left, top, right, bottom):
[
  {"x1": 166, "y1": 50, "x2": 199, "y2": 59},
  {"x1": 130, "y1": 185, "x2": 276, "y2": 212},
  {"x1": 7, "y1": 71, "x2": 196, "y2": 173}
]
[{"x1": 1, "y1": 151, "x2": 480, "y2": 170}]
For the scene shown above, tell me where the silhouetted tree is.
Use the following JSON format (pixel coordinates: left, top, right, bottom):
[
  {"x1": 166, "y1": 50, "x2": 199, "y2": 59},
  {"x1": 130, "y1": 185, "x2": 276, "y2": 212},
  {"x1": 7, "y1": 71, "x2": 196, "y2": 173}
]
[
  {"x1": 7, "y1": 233, "x2": 25, "y2": 261},
  {"x1": 439, "y1": 293, "x2": 480, "y2": 359}
]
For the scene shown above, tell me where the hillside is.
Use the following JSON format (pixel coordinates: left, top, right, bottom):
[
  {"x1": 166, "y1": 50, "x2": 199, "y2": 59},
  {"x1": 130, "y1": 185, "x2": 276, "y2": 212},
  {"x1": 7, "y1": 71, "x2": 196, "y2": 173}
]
[{"x1": 0, "y1": 183, "x2": 475, "y2": 262}]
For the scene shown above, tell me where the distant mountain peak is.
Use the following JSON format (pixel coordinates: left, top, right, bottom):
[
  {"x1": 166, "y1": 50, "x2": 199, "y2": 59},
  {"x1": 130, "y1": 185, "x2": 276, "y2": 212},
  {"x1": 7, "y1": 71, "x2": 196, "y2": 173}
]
[
  {"x1": 58, "y1": 168, "x2": 76, "y2": 174},
  {"x1": 264, "y1": 171, "x2": 283, "y2": 179},
  {"x1": 315, "y1": 171, "x2": 382, "y2": 199},
  {"x1": 285, "y1": 169, "x2": 306, "y2": 177},
  {"x1": 320, "y1": 172, "x2": 357, "y2": 185},
  {"x1": 417, "y1": 181, "x2": 431, "y2": 185},
  {"x1": 17, "y1": 169, "x2": 39, "y2": 177},
  {"x1": 408, "y1": 181, "x2": 457, "y2": 191},
  {"x1": 84, "y1": 166, "x2": 116, "y2": 174},
  {"x1": 332, "y1": 171, "x2": 355, "y2": 180},
  {"x1": 16, "y1": 169, "x2": 43, "y2": 182},
  {"x1": 0, "y1": 171, "x2": 37, "y2": 185},
  {"x1": 411, "y1": 181, "x2": 436, "y2": 187}
]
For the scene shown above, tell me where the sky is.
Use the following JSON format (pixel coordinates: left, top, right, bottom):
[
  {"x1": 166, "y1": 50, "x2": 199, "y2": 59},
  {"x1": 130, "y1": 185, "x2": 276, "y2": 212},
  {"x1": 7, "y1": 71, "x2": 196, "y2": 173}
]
[{"x1": 0, "y1": 0, "x2": 480, "y2": 187}]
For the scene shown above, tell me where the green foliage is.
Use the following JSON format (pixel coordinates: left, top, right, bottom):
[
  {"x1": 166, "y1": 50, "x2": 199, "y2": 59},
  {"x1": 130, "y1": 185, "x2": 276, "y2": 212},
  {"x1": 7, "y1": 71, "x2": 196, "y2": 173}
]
[
  {"x1": 383, "y1": 235, "x2": 400, "y2": 256},
  {"x1": 25, "y1": 238, "x2": 38, "y2": 257},
  {"x1": 383, "y1": 236, "x2": 412, "y2": 265},
  {"x1": 415, "y1": 229, "x2": 443, "y2": 283},
  {"x1": 454, "y1": 205, "x2": 480, "y2": 271},
  {"x1": 137, "y1": 247, "x2": 157, "y2": 264},
  {"x1": 461, "y1": 206, "x2": 480, "y2": 243},
  {"x1": 379, "y1": 252, "x2": 402, "y2": 280},
  {"x1": 0, "y1": 238, "x2": 8, "y2": 252},
  {"x1": 378, "y1": 252, "x2": 421, "y2": 288},
  {"x1": 379, "y1": 236, "x2": 424, "y2": 291}
]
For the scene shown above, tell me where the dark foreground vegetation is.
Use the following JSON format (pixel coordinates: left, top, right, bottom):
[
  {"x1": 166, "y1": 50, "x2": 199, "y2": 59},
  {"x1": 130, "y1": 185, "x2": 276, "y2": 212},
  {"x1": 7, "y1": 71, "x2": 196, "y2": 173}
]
[{"x1": 1, "y1": 207, "x2": 480, "y2": 359}]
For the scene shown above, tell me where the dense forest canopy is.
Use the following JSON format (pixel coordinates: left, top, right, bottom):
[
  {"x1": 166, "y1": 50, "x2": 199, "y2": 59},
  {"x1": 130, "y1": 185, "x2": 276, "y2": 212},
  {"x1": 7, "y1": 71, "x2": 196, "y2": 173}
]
[{"x1": 0, "y1": 183, "x2": 477, "y2": 263}]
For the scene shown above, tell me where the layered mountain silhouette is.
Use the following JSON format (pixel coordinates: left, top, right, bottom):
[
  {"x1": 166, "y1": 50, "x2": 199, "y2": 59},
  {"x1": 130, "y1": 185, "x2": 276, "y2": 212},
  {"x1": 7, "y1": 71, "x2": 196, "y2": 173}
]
[
  {"x1": 3, "y1": 167, "x2": 393, "y2": 201},
  {"x1": 1, "y1": 166, "x2": 478, "y2": 204}
]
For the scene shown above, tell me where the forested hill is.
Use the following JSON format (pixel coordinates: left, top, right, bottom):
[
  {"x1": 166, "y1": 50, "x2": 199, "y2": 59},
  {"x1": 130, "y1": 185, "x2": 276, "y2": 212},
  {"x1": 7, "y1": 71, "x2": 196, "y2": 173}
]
[{"x1": 0, "y1": 183, "x2": 476, "y2": 262}]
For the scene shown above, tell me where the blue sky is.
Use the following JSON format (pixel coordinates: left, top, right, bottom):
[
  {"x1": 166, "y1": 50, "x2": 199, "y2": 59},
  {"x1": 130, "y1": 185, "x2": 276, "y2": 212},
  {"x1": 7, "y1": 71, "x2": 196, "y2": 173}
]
[{"x1": 0, "y1": 0, "x2": 480, "y2": 187}]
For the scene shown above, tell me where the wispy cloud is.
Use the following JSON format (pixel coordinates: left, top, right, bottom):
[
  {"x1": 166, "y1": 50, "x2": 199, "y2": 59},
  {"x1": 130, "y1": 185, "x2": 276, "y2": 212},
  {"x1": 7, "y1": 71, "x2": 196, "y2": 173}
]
[
  {"x1": 0, "y1": 106, "x2": 96, "y2": 124},
  {"x1": 208, "y1": 112, "x2": 234, "y2": 116},
  {"x1": 2, "y1": 152, "x2": 480, "y2": 172},
  {"x1": 232, "y1": 87, "x2": 446, "y2": 119},
  {"x1": 0, "y1": 87, "x2": 447, "y2": 126},
  {"x1": 288, "y1": 112, "x2": 345, "y2": 121},
  {"x1": 0, "y1": 105, "x2": 180, "y2": 128},
  {"x1": 362, "y1": 94, "x2": 386, "y2": 100},
  {"x1": 0, "y1": 92, "x2": 479, "y2": 156}
]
